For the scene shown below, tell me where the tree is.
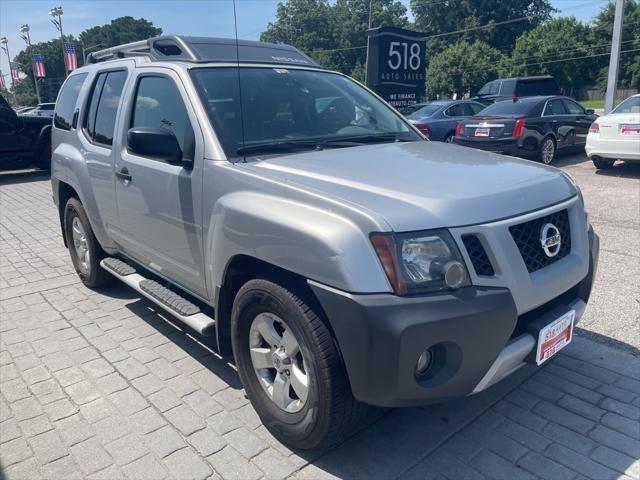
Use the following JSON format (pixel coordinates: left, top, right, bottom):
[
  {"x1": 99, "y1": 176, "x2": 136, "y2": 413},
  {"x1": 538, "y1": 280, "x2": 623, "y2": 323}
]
[
  {"x1": 78, "y1": 16, "x2": 162, "y2": 56},
  {"x1": 592, "y1": 0, "x2": 640, "y2": 90},
  {"x1": 426, "y1": 40, "x2": 508, "y2": 97},
  {"x1": 508, "y1": 17, "x2": 597, "y2": 93},
  {"x1": 411, "y1": 0, "x2": 556, "y2": 57},
  {"x1": 261, "y1": 0, "x2": 408, "y2": 76}
]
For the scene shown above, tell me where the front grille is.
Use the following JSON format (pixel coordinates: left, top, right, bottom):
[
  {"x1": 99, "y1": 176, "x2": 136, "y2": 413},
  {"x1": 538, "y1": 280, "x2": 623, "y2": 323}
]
[
  {"x1": 509, "y1": 209, "x2": 571, "y2": 273},
  {"x1": 462, "y1": 235, "x2": 494, "y2": 276}
]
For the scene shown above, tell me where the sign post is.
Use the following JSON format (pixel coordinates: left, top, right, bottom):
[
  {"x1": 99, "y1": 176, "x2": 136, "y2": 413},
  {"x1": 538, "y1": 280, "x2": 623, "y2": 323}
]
[{"x1": 365, "y1": 26, "x2": 427, "y2": 110}]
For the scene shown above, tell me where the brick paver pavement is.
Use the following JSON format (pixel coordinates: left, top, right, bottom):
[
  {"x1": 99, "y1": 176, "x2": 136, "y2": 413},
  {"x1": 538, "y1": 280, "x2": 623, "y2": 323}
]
[{"x1": 1, "y1": 171, "x2": 639, "y2": 480}]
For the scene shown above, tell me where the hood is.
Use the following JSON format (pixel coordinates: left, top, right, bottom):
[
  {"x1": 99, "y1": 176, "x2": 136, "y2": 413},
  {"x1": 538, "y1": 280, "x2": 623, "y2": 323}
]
[{"x1": 244, "y1": 141, "x2": 576, "y2": 232}]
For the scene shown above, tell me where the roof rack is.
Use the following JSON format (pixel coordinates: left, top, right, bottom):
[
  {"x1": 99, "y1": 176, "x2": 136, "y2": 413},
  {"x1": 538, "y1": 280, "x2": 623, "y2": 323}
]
[{"x1": 87, "y1": 35, "x2": 321, "y2": 68}]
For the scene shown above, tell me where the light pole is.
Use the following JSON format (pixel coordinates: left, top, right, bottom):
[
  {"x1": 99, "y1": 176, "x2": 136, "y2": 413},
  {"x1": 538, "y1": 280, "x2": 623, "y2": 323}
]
[
  {"x1": 0, "y1": 37, "x2": 18, "y2": 103},
  {"x1": 604, "y1": 0, "x2": 625, "y2": 114},
  {"x1": 19, "y1": 24, "x2": 41, "y2": 103},
  {"x1": 49, "y1": 6, "x2": 67, "y2": 76}
]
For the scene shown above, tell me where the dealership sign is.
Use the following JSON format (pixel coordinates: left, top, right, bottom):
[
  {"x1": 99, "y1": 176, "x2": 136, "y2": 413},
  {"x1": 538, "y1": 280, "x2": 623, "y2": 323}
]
[{"x1": 365, "y1": 26, "x2": 427, "y2": 109}]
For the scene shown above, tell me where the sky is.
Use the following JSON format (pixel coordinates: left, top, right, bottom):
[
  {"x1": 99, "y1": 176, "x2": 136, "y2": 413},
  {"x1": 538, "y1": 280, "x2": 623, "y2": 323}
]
[{"x1": 0, "y1": 0, "x2": 613, "y2": 85}]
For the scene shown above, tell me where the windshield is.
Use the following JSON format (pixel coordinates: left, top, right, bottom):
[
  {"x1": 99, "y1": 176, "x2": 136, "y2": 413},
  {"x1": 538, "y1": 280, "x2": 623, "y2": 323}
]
[
  {"x1": 190, "y1": 67, "x2": 419, "y2": 158},
  {"x1": 406, "y1": 103, "x2": 442, "y2": 119},
  {"x1": 478, "y1": 81, "x2": 499, "y2": 96},
  {"x1": 478, "y1": 99, "x2": 536, "y2": 117},
  {"x1": 612, "y1": 96, "x2": 640, "y2": 114}
]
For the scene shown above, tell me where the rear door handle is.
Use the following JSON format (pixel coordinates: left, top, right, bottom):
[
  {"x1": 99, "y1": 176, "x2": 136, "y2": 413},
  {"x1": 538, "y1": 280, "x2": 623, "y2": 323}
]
[{"x1": 115, "y1": 167, "x2": 132, "y2": 184}]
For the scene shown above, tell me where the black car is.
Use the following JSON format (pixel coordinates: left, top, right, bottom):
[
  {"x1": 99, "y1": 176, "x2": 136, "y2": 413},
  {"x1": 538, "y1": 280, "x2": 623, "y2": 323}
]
[
  {"x1": 473, "y1": 76, "x2": 561, "y2": 105},
  {"x1": 453, "y1": 96, "x2": 597, "y2": 164},
  {"x1": 0, "y1": 93, "x2": 52, "y2": 169}
]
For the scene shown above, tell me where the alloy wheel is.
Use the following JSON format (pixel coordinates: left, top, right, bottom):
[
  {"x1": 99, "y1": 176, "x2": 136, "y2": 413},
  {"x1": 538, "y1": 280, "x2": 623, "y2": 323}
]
[
  {"x1": 248, "y1": 312, "x2": 309, "y2": 413},
  {"x1": 71, "y1": 216, "x2": 90, "y2": 275},
  {"x1": 541, "y1": 139, "x2": 555, "y2": 164}
]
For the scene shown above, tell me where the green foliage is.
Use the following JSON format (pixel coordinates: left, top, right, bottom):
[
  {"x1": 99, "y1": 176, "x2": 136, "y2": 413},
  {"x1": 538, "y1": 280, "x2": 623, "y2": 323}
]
[
  {"x1": 261, "y1": 0, "x2": 408, "y2": 76},
  {"x1": 426, "y1": 40, "x2": 508, "y2": 97},
  {"x1": 592, "y1": 0, "x2": 640, "y2": 90},
  {"x1": 9, "y1": 16, "x2": 162, "y2": 104},
  {"x1": 508, "y1": 17, "x2": 597, "y2": 93}
]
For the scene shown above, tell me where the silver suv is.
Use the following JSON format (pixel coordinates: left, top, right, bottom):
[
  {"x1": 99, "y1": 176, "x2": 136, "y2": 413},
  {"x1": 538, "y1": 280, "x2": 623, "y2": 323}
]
[{"x1": 51, "y1": 36, "x2": 599, "y2": 449}]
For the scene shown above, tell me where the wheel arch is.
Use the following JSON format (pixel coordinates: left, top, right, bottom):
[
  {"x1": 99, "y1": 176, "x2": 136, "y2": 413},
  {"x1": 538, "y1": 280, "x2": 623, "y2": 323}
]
[{"x1": 53, "y1": 180, "x2": 80, "y2": 248}]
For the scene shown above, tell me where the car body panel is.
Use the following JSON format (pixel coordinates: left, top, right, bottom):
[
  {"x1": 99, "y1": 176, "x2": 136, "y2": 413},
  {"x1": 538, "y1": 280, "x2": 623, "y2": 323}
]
[
  {"x1": 1, "y1": 93, "x2": 52, "y2": 166},
  {"x1": 586, "y1": 111, "x2": 640, "y2": 161}
]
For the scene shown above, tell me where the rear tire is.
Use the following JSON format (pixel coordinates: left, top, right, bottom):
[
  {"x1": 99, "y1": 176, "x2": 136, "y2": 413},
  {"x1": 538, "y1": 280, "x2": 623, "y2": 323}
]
[
  {"x1": 538, "y1": 136, "x2": 556, "y2": 164},
  {"x1": 231, "y1": 278, "x2": 372, "y2": 450},
  {"x1": 592, "y1": 157, "x2": 615, "y2": 169},
  {"x1": 33, "y1": 141, "x2": 51, "y2": 170},
  {"x1": 444, "y1": 133, "x2": 455, "y2": 143},
  {"x1": 64, "y1": 197, "x2": 110, "y2": 288}
]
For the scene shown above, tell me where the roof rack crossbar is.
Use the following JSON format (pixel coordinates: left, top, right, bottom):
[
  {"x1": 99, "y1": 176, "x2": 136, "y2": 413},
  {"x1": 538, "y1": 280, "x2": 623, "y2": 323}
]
[{"x1": 87, "y1": 40, "x2": 150, "y2": 63}]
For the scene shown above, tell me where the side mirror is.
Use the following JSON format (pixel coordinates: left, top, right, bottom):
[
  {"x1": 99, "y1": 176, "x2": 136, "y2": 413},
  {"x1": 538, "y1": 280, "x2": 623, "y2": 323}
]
[
  {"x1": 586, "y1": 109, "x2": 595, "y2": 115},
  {"x1": 127, "y1": 127, "x2": 184, "y2": 164}
]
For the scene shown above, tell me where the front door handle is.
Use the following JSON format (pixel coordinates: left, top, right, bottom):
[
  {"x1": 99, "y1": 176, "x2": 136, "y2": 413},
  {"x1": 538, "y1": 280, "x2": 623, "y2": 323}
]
[{"x1": 115, "y1": 167, "x2": 132, "y2": 184}]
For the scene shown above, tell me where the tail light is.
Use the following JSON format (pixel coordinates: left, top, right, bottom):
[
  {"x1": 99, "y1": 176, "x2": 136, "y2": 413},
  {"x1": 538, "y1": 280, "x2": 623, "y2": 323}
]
[
  {"x1": 513, "y1": 119, "x2": 527, "y2": 138},
  {"x1": 414, "y1": 123, "x2": 432, "y2": 137},
  {"x1": 589, "y1": 122, "x2": 600, "y2": 134},
  {"x1": 455, "y1": 122, "x2": 463, "y2": 137}
]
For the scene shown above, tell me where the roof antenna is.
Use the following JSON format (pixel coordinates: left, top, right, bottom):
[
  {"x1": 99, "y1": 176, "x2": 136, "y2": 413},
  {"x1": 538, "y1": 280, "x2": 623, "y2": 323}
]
[{"x1": 233, "y1": 0, "x2": 247, "y2": 161}]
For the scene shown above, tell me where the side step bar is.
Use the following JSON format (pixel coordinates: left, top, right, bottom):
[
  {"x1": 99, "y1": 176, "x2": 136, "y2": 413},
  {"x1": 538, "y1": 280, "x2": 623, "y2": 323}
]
[{"x1": 100, "y1": 258, "x2": 215, "y2": 336}]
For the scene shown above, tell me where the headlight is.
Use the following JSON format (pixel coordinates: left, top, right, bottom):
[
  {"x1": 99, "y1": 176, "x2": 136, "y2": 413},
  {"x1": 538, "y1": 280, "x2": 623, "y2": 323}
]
[{"x1": 371, "y1": 230, "x2": 470, "y2": 295}]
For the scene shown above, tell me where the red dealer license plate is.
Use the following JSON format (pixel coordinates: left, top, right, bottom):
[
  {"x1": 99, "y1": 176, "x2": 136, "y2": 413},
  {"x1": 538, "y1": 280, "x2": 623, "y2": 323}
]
[
  {"x1": 535, "y1": 310, "x2": 575, "y2": 365},
  {"x1": 475, "y1": 128, "x2": 490, "y2": 137}
]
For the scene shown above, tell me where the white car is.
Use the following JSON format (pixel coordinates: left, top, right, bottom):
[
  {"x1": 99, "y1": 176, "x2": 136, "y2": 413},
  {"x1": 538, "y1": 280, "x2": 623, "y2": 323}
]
[{"x1": 586, "y1": 94, "x2": 640, "y2": 169}]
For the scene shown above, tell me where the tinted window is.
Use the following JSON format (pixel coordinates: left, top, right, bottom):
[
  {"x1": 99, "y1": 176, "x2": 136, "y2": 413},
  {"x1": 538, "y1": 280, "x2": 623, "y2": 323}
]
[
  {"x1": 445, "y1": 104, "x2": 467, "y2": 117},
  {"x1": 500, "y1": 79, "x2": 516, "y2": 95},
  {"x1": 478, "y1": 81, "x2": 499, "y2": 96},
  {"x1": 516, "y1": 79, "x2": 558, "y2": 97},
  {"x1": 40, "y1": 104, "x2": 55, "y2": 110},
  {"x1": 468, "y1": 102, "x2": 485, "y2": 115},
  {"x1": 83, "y1": 73, "x2": 106, "y2": 140},
  {"x1": 562, "y1": 99, "x2": 585, "y2": 115},
  {"x1": 544, "y1": 99, "x2": 567, "y2": 116},
  {"x1": 407, "y1": 103, "x2": 442, "y2": 118},
  {"x1": 479, "y1": 100, "x2": 537, "y2": 117},
  {"x1": 54, "y1": 74, "x2": 88, "y2": 130},
  {"x1": 93, "y1": 71, "x2": 127, "y2": 146},
  {"x1": 131, "y1": 76, "x2": 194, "y2": 158}
]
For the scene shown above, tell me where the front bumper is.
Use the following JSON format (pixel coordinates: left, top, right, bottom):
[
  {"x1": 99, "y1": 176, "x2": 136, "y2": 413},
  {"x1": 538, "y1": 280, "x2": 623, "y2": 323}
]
[{"x1": 309, "y1": 226, "x2": 599, "y2": 408}]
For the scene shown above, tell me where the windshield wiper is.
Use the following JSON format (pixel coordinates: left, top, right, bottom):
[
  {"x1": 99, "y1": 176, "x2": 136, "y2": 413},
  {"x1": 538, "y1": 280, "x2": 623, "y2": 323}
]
[{"x1": 236, "y1": 133, "x2": 408, "y2": 157}]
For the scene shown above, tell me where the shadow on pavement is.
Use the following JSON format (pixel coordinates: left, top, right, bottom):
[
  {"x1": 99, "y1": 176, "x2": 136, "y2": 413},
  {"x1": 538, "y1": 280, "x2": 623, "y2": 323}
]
[
  {"x1": 0, "y1": 168, "x2": 50, "y2": 185},
  {"x1": 594, "y1": 161, "x2": 640, "y2": 179}
]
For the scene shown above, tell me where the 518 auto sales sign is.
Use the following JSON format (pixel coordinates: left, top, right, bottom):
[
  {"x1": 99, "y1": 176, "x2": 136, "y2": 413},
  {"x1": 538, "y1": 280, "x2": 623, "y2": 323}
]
[{"x1": 365, "y1": 26, "x2": 427, "y2": 109}]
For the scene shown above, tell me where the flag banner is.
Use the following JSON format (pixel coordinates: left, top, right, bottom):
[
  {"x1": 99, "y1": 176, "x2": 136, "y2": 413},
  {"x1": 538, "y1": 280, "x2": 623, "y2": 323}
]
[
  {"x1": 63, "y1": 42, "x2": 78, "y2": 71},
  {"x1": 10, "y1": 62, "x2": 20, "y2": 81},
  {"x1": 0, "y1": 73, "x2": 5, "y2": 90},
  {"x1": 32, "y1": 54, "x2": 46, "y2": 78}
]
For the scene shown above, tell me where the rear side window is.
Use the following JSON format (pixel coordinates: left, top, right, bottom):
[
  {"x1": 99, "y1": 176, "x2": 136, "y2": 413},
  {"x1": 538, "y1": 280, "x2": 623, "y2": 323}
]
[
  {"x1": 130, "y1": 76, "x2": 195, "y2": 159},
  {"x1": 543, "y1": 99, "x2": 567, "y2": 116},
  {"x1": 468, "y1": 103, "x2": 485, "y2": 115},
  {"x1": 445, "y1": 104, "x2": 467, "y2": 117},
  {"x1": 562, "y1": 99, "x2": 585, "y2": 114},
  {"x1": 516, "y1": 79, "x2": 558, "y2": 97},
  {"x1": 83, "y1": 70, "x2": 127, "y2": 146},
  {"x1": 54, "y1": 74, "x2": 88, "y2": 130}
]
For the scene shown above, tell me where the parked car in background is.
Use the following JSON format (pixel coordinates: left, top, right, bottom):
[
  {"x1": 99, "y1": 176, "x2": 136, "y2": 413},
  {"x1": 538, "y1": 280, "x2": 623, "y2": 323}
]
[
  {"x1": 403, "y1": 100, "x2": 485, "y2": 142},
  {"x1": 24, "y1": 102, "x2": 56, "y2": 118},
  {"x1": 0, "y1": 93, "x2": 52, "y2": 169},
  {"x1": 453, "y1": 96, "x2": 597, "y2": 164},
  {"x1": 14, "y1": 106, "x2": 36, "y2": 115},
  {"x1": 586, "y1": 94, "x2": 640, "y2": 169},
  {"x1": 473, "y1": 76, "x2": 561, "y2": 105}
]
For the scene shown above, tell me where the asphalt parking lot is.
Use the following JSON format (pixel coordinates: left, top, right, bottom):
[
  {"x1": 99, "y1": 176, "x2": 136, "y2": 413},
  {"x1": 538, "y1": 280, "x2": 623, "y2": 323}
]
[{"x1": 0, "y1": 152, "x2": 638, "y2": 480}]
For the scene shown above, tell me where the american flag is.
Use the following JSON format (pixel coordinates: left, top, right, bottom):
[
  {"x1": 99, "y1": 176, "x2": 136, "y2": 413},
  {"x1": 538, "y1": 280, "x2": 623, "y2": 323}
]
[
  {"x1": 10, "y1": 62, "x2": 20, "y2": 81},
  {"x1": 32, "y1": 54, "x2": 46, "y2": 78},
  {"x1": 63, "y1": 43, "x2": 78, "y2": 71},
  {"x1": 0, "y1": 72, "x2": 5, "y2": 90}
]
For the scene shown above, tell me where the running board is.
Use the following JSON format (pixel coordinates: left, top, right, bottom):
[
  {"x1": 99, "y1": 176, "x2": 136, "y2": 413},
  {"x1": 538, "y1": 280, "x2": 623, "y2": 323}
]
[{"x1": 100, "y1": 258, "x2": 215, "y2": 336}]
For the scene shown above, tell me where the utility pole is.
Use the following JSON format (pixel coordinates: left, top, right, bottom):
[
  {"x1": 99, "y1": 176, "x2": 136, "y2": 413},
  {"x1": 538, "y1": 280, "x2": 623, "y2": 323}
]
[
  {"x1": 604, "y1": 0, "x2": 625, "y2": 114},
  {"x1": 364, "y1": 0, "x2": 374, "y2": 85},
  {"x1": 19, "y1": 24, "x2": 42, "y2": 104},
  {"x1": 50, "y1": 6, "x2": 67, "y2": 76}
]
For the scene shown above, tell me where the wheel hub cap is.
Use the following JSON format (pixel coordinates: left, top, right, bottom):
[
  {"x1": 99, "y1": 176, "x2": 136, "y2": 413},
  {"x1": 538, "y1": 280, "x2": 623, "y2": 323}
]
[
  {"x1": 71, "y1": 217, "x2": 90, "y2": 275},
  {"x1": 249, "y1": 312, "x2": 309, "y2": 413}
]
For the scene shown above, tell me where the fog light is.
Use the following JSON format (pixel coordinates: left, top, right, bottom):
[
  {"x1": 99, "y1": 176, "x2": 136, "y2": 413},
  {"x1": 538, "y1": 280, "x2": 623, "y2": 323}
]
[
  {"x1": 443, "y1": 261, "x2": 466, "y2": 289},
  {"x1": 416, "y1": 348, "x2": 434, "y2": 376}
]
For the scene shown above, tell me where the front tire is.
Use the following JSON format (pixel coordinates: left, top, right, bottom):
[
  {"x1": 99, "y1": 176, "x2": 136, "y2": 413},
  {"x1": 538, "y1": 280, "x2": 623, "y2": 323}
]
[
  {"x1": 592, "y1": 157, "x2": 615, "y2": 169},
  {"x1": 538, "y1": 136, "x2": 556, "y2": 164},
  {"x1": 64, "y1": 198, "x2": 110, "y2": 288},
  {"x1": 231, "y1": 278, "x2": 370, "y2": 449}
]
